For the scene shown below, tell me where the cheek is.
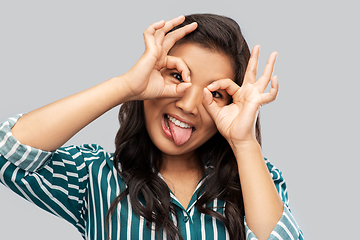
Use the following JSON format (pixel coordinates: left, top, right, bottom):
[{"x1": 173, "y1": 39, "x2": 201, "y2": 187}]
[
  {"x1": 143, "y1": 98, "x2": 171, "y2": 130},
  {"x1": 143, "y1": 99, "x2": 162, "y2": 117},
  {"x1": 200, "y1": 108, "x2": 218, "y2": 135}
]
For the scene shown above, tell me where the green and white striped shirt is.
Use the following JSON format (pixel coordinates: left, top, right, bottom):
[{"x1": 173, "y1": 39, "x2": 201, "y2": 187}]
[{"x1": 0, "y1": 114, "x2": 303, "y2": 240}]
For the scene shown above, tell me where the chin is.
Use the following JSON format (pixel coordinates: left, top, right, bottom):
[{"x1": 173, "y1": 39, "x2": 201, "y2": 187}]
[{"x1": 153, "y1": 138, "x2": 197, "y2": 157}]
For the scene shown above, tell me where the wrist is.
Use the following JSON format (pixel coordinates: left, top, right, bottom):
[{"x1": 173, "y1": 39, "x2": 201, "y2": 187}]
[
  {"x1": 228, "y1": 137, "x2": 260, "y2": 151},
  {"x1": 229, "y1": 138, "x2": 262, "y2": 159},
  {"x1": 107, "y1": 75, "x2": 135, "y2": 103}
]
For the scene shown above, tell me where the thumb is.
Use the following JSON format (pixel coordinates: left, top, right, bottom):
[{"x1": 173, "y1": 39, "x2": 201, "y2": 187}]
[
  {"x1": 202, "y1": 88, "x2": 221, "y2": 121},
  {"x1": 161, "y1": 82, "x2": 192, "y2": 98}
]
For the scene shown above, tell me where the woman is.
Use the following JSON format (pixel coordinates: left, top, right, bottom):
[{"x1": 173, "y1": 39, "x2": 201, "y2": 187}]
[{"x1": 0, "y1": 14, "x2": 303, "y2": 239}]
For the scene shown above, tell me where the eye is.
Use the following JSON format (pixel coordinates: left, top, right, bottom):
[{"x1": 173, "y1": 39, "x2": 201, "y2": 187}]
[
  {"x1": 170, "y1": 72, "x2": 183, "y2": 82},
  {"x1": 211, "y1": 91, "x2": 223, "y2": 99}
]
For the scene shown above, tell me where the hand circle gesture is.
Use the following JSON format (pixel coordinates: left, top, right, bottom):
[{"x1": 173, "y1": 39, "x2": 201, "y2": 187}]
[
  {"x1": 203, "y1": 45, "x2": 279, "y2": 147},
  {"x1": 123, "y1": 16, "x2": 197, "y2": 101}
]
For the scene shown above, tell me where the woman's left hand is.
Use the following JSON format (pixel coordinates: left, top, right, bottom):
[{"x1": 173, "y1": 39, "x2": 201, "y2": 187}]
[{"x1": 203, "y1": 45, "x2": 279, "y2": 148}]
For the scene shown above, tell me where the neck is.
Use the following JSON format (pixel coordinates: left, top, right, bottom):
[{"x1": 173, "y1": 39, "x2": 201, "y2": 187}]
[{"x1": 160, "y1": 152, "x2": 202, "y2": 173}]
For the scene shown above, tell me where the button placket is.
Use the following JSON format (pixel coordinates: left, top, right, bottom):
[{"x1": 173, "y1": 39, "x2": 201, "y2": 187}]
[{"x1": 182, "y1": 209, "x2": 193, "y2": 223}]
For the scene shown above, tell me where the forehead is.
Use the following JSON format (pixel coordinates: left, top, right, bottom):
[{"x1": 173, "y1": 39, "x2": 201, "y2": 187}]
[{"x1": 169, "y1": 43, "x2": 235, "y2": 84}]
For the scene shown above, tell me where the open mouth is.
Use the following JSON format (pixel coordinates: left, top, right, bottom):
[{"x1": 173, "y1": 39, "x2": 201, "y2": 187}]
[{"x1": 163, "y1": 114, "x2": 195, "y2": 146}]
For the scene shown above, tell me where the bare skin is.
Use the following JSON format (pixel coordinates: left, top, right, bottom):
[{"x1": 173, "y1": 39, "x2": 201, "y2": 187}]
[
  {"x1": 203, "y1": 45, "x2": 283, "y2": 239},
  {"x1": 160, "y1": 154, "x2": 203, "y2": 209},
  {"x1": 11, "y1": 15, "x2": 283, "y2": 239},
  {"x1": 12, "y1": 16, "x2": 196, "y2": 151}
]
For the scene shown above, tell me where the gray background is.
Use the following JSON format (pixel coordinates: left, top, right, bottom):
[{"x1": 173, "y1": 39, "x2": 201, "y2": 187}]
[{"x1": 1, "y1": 0, "x2": 359, "y2": 239}]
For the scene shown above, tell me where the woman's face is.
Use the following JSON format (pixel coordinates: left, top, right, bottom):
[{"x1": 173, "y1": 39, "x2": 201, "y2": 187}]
[{"x1": 144, "y1": 43, "x2": 234, "y2": 158}]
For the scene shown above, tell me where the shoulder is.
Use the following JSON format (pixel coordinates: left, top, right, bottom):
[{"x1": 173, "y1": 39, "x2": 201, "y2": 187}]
[{"x1": 55, "y1": 144, "x2": 114, "y2": 168}]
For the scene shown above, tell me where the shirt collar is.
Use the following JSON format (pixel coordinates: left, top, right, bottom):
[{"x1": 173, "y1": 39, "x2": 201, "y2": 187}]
[{"x1": 157, "y1": 172, "x2": 207, "y2": 212}]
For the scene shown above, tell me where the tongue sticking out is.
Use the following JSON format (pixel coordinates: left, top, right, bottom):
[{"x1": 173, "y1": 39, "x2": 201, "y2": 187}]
[{"x1": 168, "y1": 119, "x2": 193, "y2": 146}]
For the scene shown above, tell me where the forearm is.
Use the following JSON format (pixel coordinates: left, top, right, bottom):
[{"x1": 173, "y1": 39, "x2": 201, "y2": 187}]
[
  {"x1": 12, "y1": 76, "x2": 130, "y2": 151},
  {"x1": 232, "y1": 140, "x2": 284, "y2": 240}
]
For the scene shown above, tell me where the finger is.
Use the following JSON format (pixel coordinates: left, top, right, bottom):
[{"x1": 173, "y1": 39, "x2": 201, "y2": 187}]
[
  {"x1": 176, "y1": 82, "x2": 192, "y2": 94},
  {"x1": 256, "y1": 51, "x2": 278, "y2": 92},
  {"x1": 162, "y1": 82, "x2": 192, "y2": 98},
  {"x1": 143, "y1": 20, "x2": 166, "y2": 47},
  {"x1": 202, "y1": 88, "x2": 222, "y2": 120},
  {"x1": 260, "y1": 75, "x2": 279, "y2": 104},
  {"x1": 161, "y1": 15, "x2": 186, "y2": 34},
  {"x1": 163, "y1": 22, "x2": 198, "y2": 52},
  {"x1": 165, "y1": 56, "x2": 191, "y2": 83},
  {"x1": 243, "y1": 45, "x2": 260, "y2": 85},
  {"x1": 206, "y1": 79, "x2": 240, "y2": 96},
  {"x1": 144, "y1": 20, "x2": 166, "y2": 35},
  {"x1": 154, "y1": 15, "x2": 186, "y2": 46}
]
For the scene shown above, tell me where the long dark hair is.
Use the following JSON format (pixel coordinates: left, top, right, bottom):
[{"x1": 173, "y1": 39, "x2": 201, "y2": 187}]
[{"x1": 106, "y1": 13, "x2": 260, "y2": 240}]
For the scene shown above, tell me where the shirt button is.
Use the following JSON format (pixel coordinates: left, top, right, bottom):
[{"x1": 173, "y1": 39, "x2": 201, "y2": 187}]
[{"x1": 183, "y1": 216, "x2": 190, "y2": 222}]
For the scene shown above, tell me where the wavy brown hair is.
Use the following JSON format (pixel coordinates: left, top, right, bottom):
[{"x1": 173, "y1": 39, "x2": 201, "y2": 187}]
[{"x1": 106, "y1": 13, "x2": 260, "y2": 240}]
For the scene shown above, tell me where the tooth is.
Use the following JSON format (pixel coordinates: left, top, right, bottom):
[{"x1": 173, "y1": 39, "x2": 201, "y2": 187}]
[
  {"x1": 165, "y1": 116, "x2": 170, "y2": 130},
  {"x1": 167, "y1": 115, "x2": 191, "y2": 128}
]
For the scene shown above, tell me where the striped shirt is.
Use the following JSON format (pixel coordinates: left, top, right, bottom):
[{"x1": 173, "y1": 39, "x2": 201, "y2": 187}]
[{"x1": 0, "y1": 114, "x2": 303, "y2": 240}]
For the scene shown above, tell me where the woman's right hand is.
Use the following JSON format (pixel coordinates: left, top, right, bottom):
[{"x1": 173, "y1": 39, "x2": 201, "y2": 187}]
[
  {"x1": 121, "y1": 15, "x2": 197, "y2": 101},
  {"x1": 10, "y1": 16, "x2": 197, "y2": 151}
]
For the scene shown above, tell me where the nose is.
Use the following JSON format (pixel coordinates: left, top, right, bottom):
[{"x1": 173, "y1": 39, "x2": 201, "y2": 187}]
[{"x1": 175, "y1": 85, "x2": 203, "y2": 115}]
